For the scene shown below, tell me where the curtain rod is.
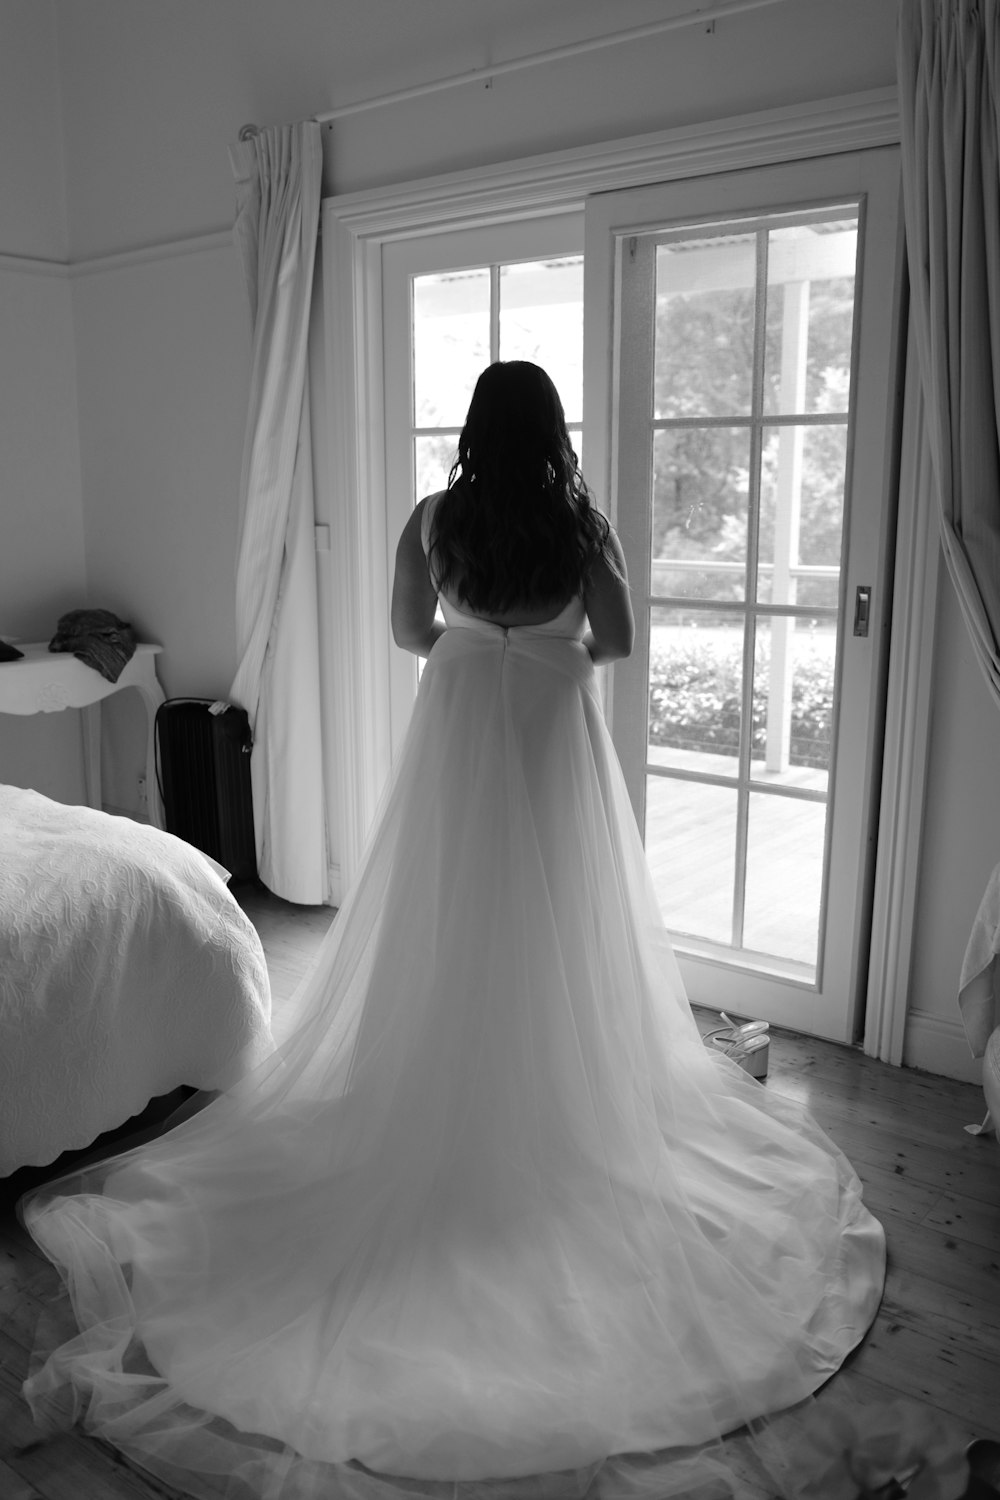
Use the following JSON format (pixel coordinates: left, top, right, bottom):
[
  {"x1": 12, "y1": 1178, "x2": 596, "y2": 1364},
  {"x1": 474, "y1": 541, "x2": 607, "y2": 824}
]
[{"x1": 309, "y1": 0, "x2": 791, "y2": 125}]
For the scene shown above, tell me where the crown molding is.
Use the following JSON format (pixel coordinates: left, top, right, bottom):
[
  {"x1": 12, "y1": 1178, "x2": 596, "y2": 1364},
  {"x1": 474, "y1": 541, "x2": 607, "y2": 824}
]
[
  {"x1": 0, "y1": 228, "x2": 233, "y2": 280},
  {"x1": 70, "y1": 229, "x2": 234, "y2": 278},
  {"x1": 325, "y1": 87, "x2": 899, "y2": 239},
  {"x1": 0, "y1": 251, "x2": 69, "y2": 278}
]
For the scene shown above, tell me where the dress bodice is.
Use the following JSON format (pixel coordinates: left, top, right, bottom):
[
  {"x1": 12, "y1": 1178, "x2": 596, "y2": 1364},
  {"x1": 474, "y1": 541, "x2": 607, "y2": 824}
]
[{"x1": 436, "y1": 591, "x2": 587, "y2": 638}]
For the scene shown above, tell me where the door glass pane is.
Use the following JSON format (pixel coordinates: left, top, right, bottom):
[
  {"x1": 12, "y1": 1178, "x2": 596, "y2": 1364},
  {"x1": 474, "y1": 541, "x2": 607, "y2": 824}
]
[
  {"x1": 499, "y1": 257, "x2": 583, "y2": 420},
  {"x1": 654, "y1": 236, "x2": 757, "y2": 418},
  {"x1": 638, "y1": 207, "x2": 859, "y2": 980},
  {"x1": 648, "y1": 606, "x2": 742, "y2": 778},
  {"x1": 412, "y1": 258, "x2": 584, "y2": 507},
  {"x1": 651, "y1": 427, "x2": 750, "y2": 599},
  {"x1": 408, "y1": 249, "x2": 585, "y2": 685},
  {"x1": 743, "y1": 792, "x2": 826, "y2": 964},
  {"x1": 757, "y1": 423, "x2": 846, "y2": 608},
  {"x1": 645, "y1": 777, "x2": 737, "y2": 945},
  {"x1": 763, "y1": 220, "x2": 858, "y2": 416},
  {"x1": 413, "y1": 268, "x2": 490, "y2": 427},
  {"x1": 414, "y1": 435, "x2": 457, "y2": 500},
  {"x1": 749, "y1": 616, "x2": 833, "y2": 792}
]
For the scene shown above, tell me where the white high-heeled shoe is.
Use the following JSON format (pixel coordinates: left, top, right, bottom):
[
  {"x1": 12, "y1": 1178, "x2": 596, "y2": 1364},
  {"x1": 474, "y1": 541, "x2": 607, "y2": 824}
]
[{"x1": 703, "y1": 1012, "x2": 770, "y2": 1079}]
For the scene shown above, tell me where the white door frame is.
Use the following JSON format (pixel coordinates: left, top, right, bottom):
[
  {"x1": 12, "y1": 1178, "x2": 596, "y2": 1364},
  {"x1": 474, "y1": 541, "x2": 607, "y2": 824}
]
[
  {"x1": 863, "y1": 327, "x2": 941, "y2": 1064},
  {"x1": 320, "y1": 87, "x2": 923, "y2": 1062},
  {"x1": 587, "y1": 151, "x2": 905, "y2": 1045}
]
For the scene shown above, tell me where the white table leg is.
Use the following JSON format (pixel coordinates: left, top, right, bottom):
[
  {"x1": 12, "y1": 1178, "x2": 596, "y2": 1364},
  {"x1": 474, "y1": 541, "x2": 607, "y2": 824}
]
[
  {"x1": 81, "y1": 703, "x2": 103, "y2": 812},
  {"x1": 134, "y1": 680, "x2": 165, "y2": 829}
]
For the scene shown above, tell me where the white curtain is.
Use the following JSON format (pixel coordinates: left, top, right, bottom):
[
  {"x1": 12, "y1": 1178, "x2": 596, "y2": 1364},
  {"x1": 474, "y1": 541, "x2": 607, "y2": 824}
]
[
  {"x1": 228, "y1": 122, "x2": 329, "y2": 903},
  {"x1": 898, "y1": 0, "x2": 1000, "y2": 707}
]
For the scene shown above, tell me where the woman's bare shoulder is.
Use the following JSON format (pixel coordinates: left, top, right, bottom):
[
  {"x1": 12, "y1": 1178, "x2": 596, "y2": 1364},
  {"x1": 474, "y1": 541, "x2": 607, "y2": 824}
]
[{"x1": 589, "y1": 519, "x2": 627, "y2": 577}]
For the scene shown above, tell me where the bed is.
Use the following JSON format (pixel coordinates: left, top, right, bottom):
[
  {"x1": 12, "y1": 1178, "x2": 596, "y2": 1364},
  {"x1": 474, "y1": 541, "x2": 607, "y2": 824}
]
[{"x1": 0, "y1": 784, "x2": 274, "y2": 1176}]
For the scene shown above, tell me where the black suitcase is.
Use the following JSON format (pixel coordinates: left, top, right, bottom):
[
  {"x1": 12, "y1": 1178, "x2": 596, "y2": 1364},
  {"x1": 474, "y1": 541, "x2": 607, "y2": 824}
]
[{"x1": 155, "y1": 699, "x2": 257, "y2": 882}]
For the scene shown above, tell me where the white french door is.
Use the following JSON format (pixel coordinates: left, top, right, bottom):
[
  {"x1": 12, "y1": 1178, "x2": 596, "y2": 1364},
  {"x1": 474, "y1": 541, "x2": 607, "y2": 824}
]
[
  {"x1": 587, "y1": 149, "x2": 903, "y2": 1042},
  {"x1": 382, "y1": 214, "x2": 584, "y2": 755},
  {"x1": 373, "y1": 150, "x2": 902, "y2": 1043}
]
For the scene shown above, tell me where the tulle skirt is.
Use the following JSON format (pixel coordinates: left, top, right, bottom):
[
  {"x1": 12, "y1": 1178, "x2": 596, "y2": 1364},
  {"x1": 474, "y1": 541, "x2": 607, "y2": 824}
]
[{"x1": 21, "y1": 620, "x2": 885, "y2": 1499}]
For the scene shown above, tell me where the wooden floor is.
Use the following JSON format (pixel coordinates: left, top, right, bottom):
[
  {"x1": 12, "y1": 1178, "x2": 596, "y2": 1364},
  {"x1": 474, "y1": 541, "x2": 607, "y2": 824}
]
[{"x1": 1, "y1": 887, "x2": 998, "y2": 1499}]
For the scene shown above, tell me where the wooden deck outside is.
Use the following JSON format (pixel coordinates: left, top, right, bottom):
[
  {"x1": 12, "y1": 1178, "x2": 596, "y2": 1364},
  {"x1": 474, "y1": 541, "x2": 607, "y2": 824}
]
[{"x1": 644, "y1": 748, "x2": 828, "y2": 970}]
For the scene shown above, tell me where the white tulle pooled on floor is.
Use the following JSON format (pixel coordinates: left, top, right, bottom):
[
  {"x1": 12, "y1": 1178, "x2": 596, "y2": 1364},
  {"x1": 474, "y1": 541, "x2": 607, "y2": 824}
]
[{"x1": 22, "y1": 597, "x2": 885, "y2": 1500}]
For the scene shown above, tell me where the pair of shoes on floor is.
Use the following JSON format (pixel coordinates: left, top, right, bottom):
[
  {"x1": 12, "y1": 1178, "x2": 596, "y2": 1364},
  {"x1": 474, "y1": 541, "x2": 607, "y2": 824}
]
[{"x1": 703, "y1": 1011, "x2": 770, "y2": 1080}]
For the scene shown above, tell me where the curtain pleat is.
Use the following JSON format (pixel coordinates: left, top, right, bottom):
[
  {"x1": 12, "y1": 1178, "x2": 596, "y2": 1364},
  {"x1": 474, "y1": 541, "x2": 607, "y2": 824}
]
[
  {"x1": 898, "y1": 0, "x2": 1000, "y2": 706},
  {"x1": 228, "y1": 122, "x2": 329, "y2": 903}
]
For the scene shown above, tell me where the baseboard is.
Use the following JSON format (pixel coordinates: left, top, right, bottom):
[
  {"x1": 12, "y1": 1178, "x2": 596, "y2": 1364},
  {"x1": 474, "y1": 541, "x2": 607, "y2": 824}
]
[{"x1": 902, "y1": 1010, "x2": 984, "y2": 1084}]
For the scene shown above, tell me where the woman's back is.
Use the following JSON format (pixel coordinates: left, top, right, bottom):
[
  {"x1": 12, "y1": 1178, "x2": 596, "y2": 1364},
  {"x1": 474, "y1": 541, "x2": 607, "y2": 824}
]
[
  {"x1": 420, "y1": 491, "x2": 582, "y2": 629},
  {"x1": 392, "y1": 361, "x2": 632, "y2": 660},
  {"x1": 394, "y1": 487, "x2": 632, "y2": 661}
]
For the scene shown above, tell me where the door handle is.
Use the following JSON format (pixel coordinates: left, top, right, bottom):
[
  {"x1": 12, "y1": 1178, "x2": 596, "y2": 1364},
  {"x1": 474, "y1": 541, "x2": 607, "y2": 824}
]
[{"x1": 853, "y1": 585, "x2": 872, "y2": 637}]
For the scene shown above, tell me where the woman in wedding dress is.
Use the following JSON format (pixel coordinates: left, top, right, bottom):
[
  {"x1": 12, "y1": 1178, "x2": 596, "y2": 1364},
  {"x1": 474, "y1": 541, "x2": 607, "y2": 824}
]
[{"x1": 22, "y1": 361, "x2": 884, "y2": 1500}]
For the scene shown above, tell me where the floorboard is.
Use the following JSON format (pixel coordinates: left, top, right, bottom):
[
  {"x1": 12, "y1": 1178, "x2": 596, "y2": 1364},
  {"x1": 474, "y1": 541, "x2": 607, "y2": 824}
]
[{"x1": 1, "y1": 891, "x2": 998, "y2": 1498}]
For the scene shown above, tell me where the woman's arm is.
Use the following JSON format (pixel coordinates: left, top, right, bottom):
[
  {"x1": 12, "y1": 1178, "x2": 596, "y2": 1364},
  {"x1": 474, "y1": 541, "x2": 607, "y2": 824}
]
[
  {"x1": 583, "y1": 527, "x2": 634, "y2": 664},
  {"x1": 391, "y1": 499, "x2": 446, "y2": 658}
]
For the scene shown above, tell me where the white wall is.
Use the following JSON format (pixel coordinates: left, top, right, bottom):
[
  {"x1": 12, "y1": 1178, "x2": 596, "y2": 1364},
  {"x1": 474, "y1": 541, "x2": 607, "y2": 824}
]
[
  {"x1": 0, "y1": 269, "x2": 84, "y2": 640},
  {"x1": 0, "y1": 0, "x2": 87, "y2": 802},
  {"x1": 0, "y1": 0, "x2": 68, "y2": 262},
  {"x1": 71, "y1": 246, "x2": 249, "y2": 811}
]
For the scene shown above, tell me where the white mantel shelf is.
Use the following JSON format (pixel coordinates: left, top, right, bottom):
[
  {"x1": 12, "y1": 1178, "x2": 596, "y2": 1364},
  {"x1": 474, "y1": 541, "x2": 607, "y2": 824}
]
[{"x1": 0, "y1": 642, "x2": 165, "y2": 827}]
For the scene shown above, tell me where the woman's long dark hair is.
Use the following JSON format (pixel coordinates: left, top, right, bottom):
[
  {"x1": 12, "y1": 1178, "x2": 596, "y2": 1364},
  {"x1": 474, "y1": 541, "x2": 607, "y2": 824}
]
[{"x1": 427, "y1": 361, "x2": 613, "y2": 613}]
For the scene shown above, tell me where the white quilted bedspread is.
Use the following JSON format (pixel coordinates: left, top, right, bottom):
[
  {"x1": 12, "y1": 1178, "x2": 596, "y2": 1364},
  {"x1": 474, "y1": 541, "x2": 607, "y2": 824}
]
[{"x1": 0, "y1": 785, "x2": 274, "y2": 1174}]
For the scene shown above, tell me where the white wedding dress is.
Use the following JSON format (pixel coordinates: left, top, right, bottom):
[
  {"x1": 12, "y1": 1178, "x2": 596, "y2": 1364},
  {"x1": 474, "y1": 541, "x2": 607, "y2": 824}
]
[{"x1": 22, "y1": 536, "x2": 885, "y2": 1499}]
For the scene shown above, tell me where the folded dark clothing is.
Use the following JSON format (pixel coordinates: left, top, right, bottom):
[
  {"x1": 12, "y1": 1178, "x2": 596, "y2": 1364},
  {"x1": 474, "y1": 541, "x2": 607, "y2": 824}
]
[{"x1": 49, "y1": 609, "x2": 137, "y2": 683}]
